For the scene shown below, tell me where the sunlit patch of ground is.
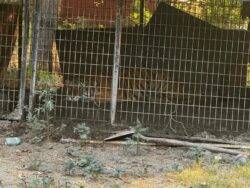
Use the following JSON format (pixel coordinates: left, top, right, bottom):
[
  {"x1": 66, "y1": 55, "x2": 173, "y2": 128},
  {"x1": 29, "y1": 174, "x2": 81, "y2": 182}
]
[
  {"x1": 173, "y1": 164, "x2": 250, "y2": 188},
  {"x1": 124, "y1": 163, "x2": 250, "y2": 188}
]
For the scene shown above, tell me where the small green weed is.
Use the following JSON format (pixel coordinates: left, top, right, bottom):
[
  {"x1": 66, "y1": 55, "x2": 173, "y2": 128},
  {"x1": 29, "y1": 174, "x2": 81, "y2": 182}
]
[
  {"x1": 26, "y1": 71, "x2": 63, "y2": 142},
  {"x1": 64, "y1": 159, "x2": 77, "y2": 176},
  {"x1": 124, "y1": 119, "x2": 148, "y2": 155},
  {"x1": 77, "y1": 155, "x2": 104, "y2": 178},
  {"x1": 74, "y1": 123, "x2": 90, "y2": 145},
  {"x1": 111, "y1": 167, "x2": 126, "y2": 178},
  {"x1": 20, "y1": 176, "x2": 54, "y2": 188},
  {"x1": 64, "y1": 155, "x2": 104, "y2": 178}
]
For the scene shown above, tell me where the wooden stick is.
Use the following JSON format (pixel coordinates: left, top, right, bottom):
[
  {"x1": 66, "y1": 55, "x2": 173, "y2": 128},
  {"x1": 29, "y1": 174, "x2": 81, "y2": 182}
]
[{"x1": 139, "y1": 135, "x2": 249, "y2": 156}]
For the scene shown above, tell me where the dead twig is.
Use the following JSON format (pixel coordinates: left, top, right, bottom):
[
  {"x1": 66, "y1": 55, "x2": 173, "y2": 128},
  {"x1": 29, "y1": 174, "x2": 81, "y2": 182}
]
[{"x1": 163, "y1": 101, "x2": 188, "y2": 136}]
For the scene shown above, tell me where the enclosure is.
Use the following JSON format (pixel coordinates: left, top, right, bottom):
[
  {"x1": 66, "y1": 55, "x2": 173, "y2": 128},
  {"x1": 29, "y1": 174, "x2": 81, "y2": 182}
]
[{"x1": 0, "y1": 0, "x2": 250, "y2": 135}]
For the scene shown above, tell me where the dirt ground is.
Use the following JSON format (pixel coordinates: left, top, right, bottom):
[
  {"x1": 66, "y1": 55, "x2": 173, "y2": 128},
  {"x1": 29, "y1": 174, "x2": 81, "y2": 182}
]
[
  {"x1": 0, "y1": 120, "x2": 249, "y2": 188},
  {"x1": 0, "y1": 139, "x2": 183, "y2": 187}
]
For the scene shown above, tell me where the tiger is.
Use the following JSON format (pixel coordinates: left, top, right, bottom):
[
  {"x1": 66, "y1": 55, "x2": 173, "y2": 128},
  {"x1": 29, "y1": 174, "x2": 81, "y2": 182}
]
[
  {"x1": 63, "y1": 67, "x2": 184, "y2": 105},
  {"x1": 119, "y1": 67, "x2": 183, "y2": 103}
]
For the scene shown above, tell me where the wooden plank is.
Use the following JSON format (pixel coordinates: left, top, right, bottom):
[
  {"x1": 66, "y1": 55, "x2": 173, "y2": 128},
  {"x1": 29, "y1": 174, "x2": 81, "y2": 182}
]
[{"x1": 104, "y1": 130, "x2": 134, "y2": 141}]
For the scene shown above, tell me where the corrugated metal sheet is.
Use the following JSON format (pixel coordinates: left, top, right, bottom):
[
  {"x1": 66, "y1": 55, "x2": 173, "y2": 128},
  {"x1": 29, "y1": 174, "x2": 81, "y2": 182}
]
[{"x1": 60, "y1": 0, "x2": 156, "y2": 27}]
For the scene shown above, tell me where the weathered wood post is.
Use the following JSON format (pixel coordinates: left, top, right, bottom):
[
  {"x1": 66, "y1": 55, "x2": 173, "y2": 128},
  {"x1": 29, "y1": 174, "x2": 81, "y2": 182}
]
[
  {"x1": 18, "y1": 0, "x2": 29, "y2": 120},
  {"x1": 38, "y1": 0, "x2": 58, "y2": 72},
  {"x1": 28, "y1": 0, "x2": 41, "y2": 115},
  {"x1": 29, "y1": 0, "x2": 58, "y2": 116},
  {"x1": 110, "y1": 0, "x2": 123, "y2": 125}
]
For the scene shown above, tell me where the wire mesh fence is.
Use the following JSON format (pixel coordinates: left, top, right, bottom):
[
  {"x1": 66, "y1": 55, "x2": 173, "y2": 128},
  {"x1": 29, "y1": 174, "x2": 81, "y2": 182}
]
[
  {"x1": 0, "y1": 1, "x2": 21, "y2": 118},
  {"x1": 0, "y1": 0, "x2": 249, "y2": 135}
]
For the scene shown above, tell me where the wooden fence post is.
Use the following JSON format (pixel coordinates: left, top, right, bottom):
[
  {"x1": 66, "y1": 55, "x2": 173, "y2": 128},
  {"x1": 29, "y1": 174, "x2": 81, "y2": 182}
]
[
  {"x1": 28, "y1": 0, "x2": 41, "y2": 115},
  {"x1": 110, "y1": 0, "x2": 123, "y2": 125},
  {"x1": 18, "y1": 0, "x2": 29, "y2": 120}
]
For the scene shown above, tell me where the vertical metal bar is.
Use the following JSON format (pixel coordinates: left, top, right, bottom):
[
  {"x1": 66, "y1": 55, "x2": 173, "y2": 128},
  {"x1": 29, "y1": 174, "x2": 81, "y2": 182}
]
[
  {"x1": 110, "y1": 0, "x2": 123, "y2": 125},
  {"x1": 28, "y1": 0, "x2": 41, "y2": 115},
  {"x1": 140, "y1": 0, "x2": 144, "y2": 27},
  {"x1": 18, "y1": 0, "x2": 29, "y2": 120}
]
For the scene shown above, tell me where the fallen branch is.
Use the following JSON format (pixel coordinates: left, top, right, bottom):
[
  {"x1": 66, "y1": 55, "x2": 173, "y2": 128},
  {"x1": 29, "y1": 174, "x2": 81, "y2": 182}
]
[
  {"x1": 102, "y1": 140, "x2": 250, "y2": 150},
  {"x1": 202, "y1": 143, "x2": 250, "y2": 150},
  {"x1": 144, "y1": 133, "x2": 241, "y2": 145},
  {"x1": 61, "y1": 137, "x2": 249, "y2": 155},
  {"x1": 139, "y1": 135, "x2": 249, "y2": 156},
  {"x1": 89, "y1": 140, "x2": 250, "y2": 150},
  {"x1": 60, "y1": 138, "x2": 156, "y2": 146}
]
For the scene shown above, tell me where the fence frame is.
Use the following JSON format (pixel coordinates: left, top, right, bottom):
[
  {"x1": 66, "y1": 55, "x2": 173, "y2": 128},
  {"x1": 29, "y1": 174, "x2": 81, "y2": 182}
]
[{"x1": 110, "y1": 0, "x2": 123, "y2": 124}]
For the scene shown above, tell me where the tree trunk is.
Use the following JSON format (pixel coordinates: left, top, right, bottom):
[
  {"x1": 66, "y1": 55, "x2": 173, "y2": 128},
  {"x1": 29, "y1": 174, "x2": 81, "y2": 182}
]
[
  {"x1": 0, "y1": 3, "x2": 19, "y2": 78},
  {"x1": 37, "y1": 0, "x2": 58, "y2": 72}
]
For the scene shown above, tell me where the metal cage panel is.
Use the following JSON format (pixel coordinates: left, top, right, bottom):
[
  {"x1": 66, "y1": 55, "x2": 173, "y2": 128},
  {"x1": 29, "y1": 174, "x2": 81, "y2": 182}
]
[{"x1": 1, "y1": 0, "x2": 249, "y2": 135}]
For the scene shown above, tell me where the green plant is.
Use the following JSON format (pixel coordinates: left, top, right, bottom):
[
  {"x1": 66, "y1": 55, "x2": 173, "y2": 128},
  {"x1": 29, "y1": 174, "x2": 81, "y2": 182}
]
[
  {"x1": 190, "y1": 147, "x2": 207, "y2": 165},
  {"x1": 27, "y1": 70, "x2": 62, "y2": 122},
  {"x1": 58, "y1": 19, "x2": 77, "y2": 30},
  {"x1": 64, "y1": 155, "x2": 104, "y2": 178},
  {"x1": 28, "y1": 177, "x2": 54, "y2": 188},
  {"x1": 77, "y1": 155, "x2": 104, "y2": 178},
  {"x1": 52, "y1": 123, "x2": 68, "y2": 140},
  {"x1": 64, "y1": 159, "x2": 77, "y2": 176},
  {"x1": 211, "y1": 155, "x2": 222, "y2": 166},
  {"x1": 74, "y1": 123, "x2": 90, "y2": 145},
  {"x1": 27, "y1": 103, "x2": 54, "y2": 143},
  {"x1": 166, "y1": 162, "x2": 184, "y2": 173},
  {"x1": 125, "y1": 119, "x2": 148, "y2": 155},
  {"x1": 124, "y1": 137, "x2": 138, "y2": 155},
  {"x1": 21, "y1": 176, "x2": 54, "y2": 188},
  {"x1": 26, "y1": 114, "x2": 47, "y2": 144},
  {"x1": 127, "y1": 0, "x2": 152, "y2": 26},
  {"x1": 170, "y1": 0, "x2": 248, "y2": 29},
  {"x1": 112, "y1": 167, "x2": 126, "y2": 178},
  {"x1": 35, "y1": 72, "x2": 60, "y2": 121},
  {"x1": 58, "y1": 17, "x2": 105, "y2": 30},
  {"x1": 26, "y1": 70, "x2": 63, "y2": 143}
]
